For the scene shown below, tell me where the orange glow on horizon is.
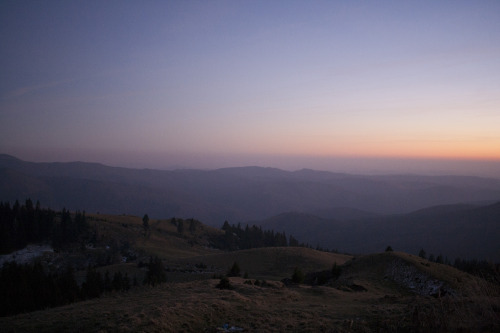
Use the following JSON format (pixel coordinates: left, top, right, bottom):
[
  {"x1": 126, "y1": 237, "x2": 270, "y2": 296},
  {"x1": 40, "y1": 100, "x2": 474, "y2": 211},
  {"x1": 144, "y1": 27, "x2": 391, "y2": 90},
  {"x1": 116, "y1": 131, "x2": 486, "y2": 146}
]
[{"x1": 263, "y1": 139, "x2": 500, "y2": 161}]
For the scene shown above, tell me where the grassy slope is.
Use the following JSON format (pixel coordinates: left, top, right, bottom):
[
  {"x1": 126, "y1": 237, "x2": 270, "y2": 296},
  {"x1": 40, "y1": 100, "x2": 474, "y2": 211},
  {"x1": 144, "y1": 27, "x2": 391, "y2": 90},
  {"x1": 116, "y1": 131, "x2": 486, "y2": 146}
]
[
  {"x1": 0, "y1": 278, "x2": 384, "y2": 332},
  {"x1": 1, "y1": 214, "x2": 499, "y2": 332},
  {"x1": 338, "y1": 252, "x2": 495, "y2": 296},
  {"x1": 89, "y1": 213, "x2": 224, "y2": 259},
  {"x1": 90, "y1": 214, "x2": 350, "y2": 280},
  {"x1": 179, "y1": 247, "x2": 352, "y2": 280},
  {"x1": 2, "y1": 275, "x2": 498, "y2": 332}
]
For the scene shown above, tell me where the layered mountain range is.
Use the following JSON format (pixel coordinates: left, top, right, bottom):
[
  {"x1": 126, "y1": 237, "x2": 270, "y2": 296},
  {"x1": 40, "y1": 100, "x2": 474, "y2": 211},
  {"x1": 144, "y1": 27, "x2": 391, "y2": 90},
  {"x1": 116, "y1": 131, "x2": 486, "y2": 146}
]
[{"x1": 1, "y1": 154, "x2": 499, "y2": 260}]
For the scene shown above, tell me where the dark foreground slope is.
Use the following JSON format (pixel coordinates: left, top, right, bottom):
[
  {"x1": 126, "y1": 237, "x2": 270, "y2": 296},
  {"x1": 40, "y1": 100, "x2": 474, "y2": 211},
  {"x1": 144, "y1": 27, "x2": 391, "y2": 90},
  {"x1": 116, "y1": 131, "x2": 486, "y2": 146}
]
[
  {"x1": 0, "y1": 212, "x2": 499, "y2": 332},
  {"x1": 1, "y1": 251, "x2": 498, "y2": 333}
]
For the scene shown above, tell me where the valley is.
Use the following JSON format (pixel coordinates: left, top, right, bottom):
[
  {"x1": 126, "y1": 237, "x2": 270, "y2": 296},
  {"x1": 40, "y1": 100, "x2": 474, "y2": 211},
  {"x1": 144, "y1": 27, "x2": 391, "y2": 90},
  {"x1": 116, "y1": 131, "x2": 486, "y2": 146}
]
[{"x1": 1, "y1": 154, "x2": 500, "y2": 261}]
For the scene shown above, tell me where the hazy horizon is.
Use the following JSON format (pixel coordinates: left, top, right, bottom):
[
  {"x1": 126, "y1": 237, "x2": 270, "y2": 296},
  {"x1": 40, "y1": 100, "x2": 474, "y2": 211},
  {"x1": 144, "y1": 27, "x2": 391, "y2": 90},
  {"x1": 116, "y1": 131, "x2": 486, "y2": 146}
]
[
  {"x1": 4, "y1": 150, "x2": 500, "y2": 179},
  {"x1": 1, "y1": 2, "x2": 499, "y2": 178}
]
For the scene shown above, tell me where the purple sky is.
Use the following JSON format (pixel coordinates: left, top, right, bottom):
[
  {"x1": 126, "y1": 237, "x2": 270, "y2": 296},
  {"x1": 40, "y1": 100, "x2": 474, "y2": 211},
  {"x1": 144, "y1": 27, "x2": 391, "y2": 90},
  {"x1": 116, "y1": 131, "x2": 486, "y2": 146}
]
[{"x1": 1, "y1": 1, "x2": 500, "y2": 176}]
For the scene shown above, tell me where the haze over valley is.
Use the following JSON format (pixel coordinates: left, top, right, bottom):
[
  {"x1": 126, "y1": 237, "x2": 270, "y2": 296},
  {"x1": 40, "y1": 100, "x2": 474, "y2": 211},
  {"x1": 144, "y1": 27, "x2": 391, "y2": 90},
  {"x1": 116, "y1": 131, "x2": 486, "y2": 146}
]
[{"x1": 1, "y1": 154, "x2": 499, "y2": 261}]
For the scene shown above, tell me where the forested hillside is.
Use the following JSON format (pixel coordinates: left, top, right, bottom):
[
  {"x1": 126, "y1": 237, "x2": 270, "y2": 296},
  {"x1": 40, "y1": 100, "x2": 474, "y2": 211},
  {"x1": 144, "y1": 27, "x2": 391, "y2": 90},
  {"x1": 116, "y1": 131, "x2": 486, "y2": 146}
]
[{"x1": 0, "y1": 200, "x2": 314, "y2": 316}]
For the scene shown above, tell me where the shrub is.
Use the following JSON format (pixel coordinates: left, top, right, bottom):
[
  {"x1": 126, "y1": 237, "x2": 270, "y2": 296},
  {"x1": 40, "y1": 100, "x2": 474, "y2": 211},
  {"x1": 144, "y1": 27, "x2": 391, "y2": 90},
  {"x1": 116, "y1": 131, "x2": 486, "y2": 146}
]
[
  {"x1": 292, "y1": 267, "x2": 304, "y2": 284},
  {"x1": 332, "y1": 262, "x2": 342, "y2": 280},
  {"x1": 216, "y1": 276, "x2": 232, "y2": 290}
]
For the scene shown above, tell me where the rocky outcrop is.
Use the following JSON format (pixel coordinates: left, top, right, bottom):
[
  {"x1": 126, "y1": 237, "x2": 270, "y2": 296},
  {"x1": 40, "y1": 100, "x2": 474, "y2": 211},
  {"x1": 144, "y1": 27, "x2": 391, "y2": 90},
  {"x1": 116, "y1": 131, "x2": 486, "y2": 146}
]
[
  {"x1": 387, "y1": 258, "x2": 456, "y2": 297},
  {"x1": 0, "y1": 244, "x2": 53, "y2": 266}
]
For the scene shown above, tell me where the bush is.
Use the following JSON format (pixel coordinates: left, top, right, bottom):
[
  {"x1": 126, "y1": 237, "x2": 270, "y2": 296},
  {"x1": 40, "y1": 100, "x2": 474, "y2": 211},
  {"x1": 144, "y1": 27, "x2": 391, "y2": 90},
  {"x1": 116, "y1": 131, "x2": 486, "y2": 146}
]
[
  {"x1": 216, "y1": 276, "x2": 232, "y2": 290},
  {"x1": 292, "y1": 267, "x2": 304, "y2": 284},
  {"x1": 332, "y1": 262, "x2": 341, "y2": 280}
]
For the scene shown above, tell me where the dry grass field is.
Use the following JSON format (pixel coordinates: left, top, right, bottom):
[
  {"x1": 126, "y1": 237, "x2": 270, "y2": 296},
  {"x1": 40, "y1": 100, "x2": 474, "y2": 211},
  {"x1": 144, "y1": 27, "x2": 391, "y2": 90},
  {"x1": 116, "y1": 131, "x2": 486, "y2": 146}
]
[
  {"x1": 2, "y1": 271, "x2": 498, "y2": 332},
  {"x1": 177, "y1": 247, "x2": 352, "y2": 281},
  {"x1": 1, "y1": 214, "x2": 499, "y2": 332}
]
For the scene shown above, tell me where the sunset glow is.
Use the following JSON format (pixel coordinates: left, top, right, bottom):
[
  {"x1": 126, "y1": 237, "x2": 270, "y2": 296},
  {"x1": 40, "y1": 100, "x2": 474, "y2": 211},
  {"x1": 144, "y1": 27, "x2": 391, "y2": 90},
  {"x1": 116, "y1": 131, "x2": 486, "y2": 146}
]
[{"x1": 1, "y1": 1, "x2": 499, "y2": 176}]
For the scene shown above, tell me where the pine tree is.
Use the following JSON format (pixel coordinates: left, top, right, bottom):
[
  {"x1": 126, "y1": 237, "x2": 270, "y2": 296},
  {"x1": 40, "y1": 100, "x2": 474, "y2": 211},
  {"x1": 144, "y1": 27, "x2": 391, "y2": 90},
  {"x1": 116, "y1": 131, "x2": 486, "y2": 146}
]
[
  {"x1": 104, "y1": 271, "x2": 112, "y2": 292},
  {"x1": 81, "y1": 266, "x2": 103, "y2": 299},
  {"x1": 332, "y1": 262, "x2": 341, "y2": 280},
  {"x1": 112, "y1": 271, "x2": 124, "y2": 291},
  {"x1": 227, "y1": 261, "x2": 241, "y2": 277},
  {"x1": 142, "y1": 214, "x2": 150, "y2": 235},
  {"x1": 57, "y1": 266, "x2": 79, "y2": 304},
  {"x1": 177, "y1": 220, "x2": 184, "y2": 234},
  {"x1": 144, "y1": 256, "x2": 167, "y2": 286},
  {"x1": 189, "y1": 219, "x2": 197, "y2": 234}
]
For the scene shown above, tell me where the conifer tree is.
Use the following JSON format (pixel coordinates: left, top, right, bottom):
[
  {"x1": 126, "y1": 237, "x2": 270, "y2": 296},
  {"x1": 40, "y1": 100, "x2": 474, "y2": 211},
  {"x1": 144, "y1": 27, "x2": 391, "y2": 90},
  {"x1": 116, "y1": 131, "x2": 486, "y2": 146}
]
[
  {"x1": 177, "y1": 219, "x2": 184, "y2": 234},
  {"x1": 418, "y1": 248, "x2": 427, "y2": 259},
  {"x1": 144, "y1": 256, "x2": 167, "y2": 286},
  {"x1": 142, "y1": 214, "x2": 150, "y2": 235},
  {"x1": 227, "y1": 261, "x2": 241, "y2": 277}
]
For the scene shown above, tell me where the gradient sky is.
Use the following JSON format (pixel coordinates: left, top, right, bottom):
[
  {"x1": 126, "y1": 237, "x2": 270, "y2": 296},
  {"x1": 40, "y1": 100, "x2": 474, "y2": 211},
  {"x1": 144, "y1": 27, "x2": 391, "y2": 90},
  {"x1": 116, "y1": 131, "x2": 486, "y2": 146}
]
[{"x1": 1, "y1": 1, "x2": 500, "y2": 176}]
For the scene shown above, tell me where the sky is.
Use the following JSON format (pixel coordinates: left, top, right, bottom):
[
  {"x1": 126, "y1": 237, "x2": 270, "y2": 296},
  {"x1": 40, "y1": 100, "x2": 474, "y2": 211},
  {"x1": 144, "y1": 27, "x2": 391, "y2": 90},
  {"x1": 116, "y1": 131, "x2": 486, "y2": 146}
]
[{"x1": 1, "y1": 1, "x2": 500, "y2": 176}]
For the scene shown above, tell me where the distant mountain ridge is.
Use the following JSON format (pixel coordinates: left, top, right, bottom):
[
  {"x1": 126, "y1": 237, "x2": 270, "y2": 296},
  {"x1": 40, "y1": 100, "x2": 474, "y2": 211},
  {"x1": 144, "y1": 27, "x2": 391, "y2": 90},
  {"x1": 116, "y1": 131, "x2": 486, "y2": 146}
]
[
  {"x1": 2, "y1": 154, "x2": 500, "y2": 224},
  {"x1": 253, "y1": 202, "x2": 500, "y2": 261},
  {"x1": 1, "y1": 154, "x2": 500, "y2": 260}
]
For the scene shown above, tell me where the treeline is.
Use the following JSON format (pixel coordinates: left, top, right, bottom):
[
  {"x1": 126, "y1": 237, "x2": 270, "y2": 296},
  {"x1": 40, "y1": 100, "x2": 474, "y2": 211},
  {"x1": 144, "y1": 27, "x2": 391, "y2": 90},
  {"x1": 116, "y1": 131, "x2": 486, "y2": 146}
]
[
  {"x1": 0, "y1": 261, "x2": 80, "y2": 316},
  {"x1": 0, "y1": 261, "x2": 130, "y2": 317},
  {"x1": 0, "y1": 199, "x2": 88, "y2": 254},
  {"x1": 418, "y1": 248, "x2": 500, "y2": 284},
  {"x1": 212, "y1": 221, "x2": 307, "y2": 251},
  {"x1": 0, "y1": 256, "x2": 166, "y2": 317}
]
